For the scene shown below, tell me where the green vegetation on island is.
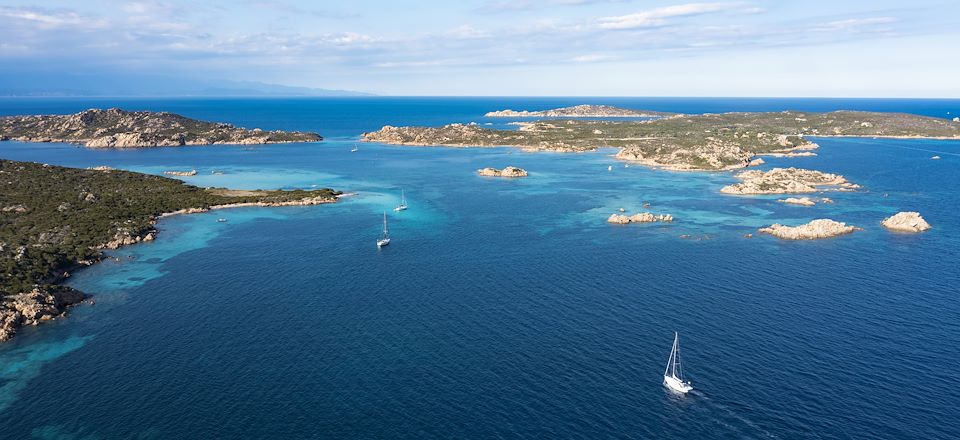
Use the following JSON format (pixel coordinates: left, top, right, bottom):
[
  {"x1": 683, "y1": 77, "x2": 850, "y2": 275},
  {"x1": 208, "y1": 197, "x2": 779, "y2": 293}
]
[
  {"x1": 0, "y1": 108, "x2": 323, "y2": 147},
  {"x1": 0, "y1": 159, "x2": 339, "y2": 341},
  {"x1": 363, "y1": 110, "x2": 960, "y2": 170}
]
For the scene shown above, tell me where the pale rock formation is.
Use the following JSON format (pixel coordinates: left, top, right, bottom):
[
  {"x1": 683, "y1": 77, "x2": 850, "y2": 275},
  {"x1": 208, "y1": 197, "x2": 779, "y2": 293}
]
[
  {"x1": 759, "y1": 219, "x2": 861, "y2": 240},
  {"x1": 721, "y1": 167, "x2": 856, "y2": 195},
  {"x1": 0, "y1": 287, "x2": 85, "y2": 342},
  {"x1": 607, "y1": 212, "x2": 674, "y2": 224},
  {"x1": 477, "y1": 166, "x2": 528, "y2": 177},
  {"x1": 881, "y1": 211, "x2": 931, "y2": 233},
  {"x1": 748, "y1": 158, "x2": 765, "y2": 167}
]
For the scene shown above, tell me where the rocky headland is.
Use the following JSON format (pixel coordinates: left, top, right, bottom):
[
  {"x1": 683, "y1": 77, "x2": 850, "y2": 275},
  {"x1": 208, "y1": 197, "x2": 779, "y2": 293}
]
[
  {"x1": 759, "y1": 219, "x2": 861, "y2": 240},
  {"x1": 721, "y1": 167, "x2": 859, "y2": 195},
  {"x1": 0, "y1": 159, "x2": 340, "y2": 342},
  {"x1": 881, "y1": 211, "x2": 931, "y2": 233},
  {"x1": 485, "y1": 105, "x2": 674, "y2": 118},
  {"x1": 477, "y1": 166, "x2": 528, "y2": 177},
  {"x1": 0, "y1": 108, "x2": 322, "y2": 148},
  {"x1": 607, "y1": 212, "x2": 674, "y2": 224}
]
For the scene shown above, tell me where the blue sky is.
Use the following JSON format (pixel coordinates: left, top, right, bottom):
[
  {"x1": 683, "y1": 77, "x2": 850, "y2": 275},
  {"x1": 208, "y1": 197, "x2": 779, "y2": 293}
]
[{"x1": 1, "y1": 0, "x2": 958, "y2": 96}]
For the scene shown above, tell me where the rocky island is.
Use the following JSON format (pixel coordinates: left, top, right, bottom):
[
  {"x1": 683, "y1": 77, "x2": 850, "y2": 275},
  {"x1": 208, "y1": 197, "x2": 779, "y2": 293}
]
[
  {"x1": 759, "y1": 219, "x2": 861, "y2": 240},
  {"x1": 0, "y1": 108, "x2": 322, "y2": 148},
  {"x1": 721, "y1": 167, "x2": 859, "y2": 195},
  {"x1": 607, "y1": 212, "x2": 674, "y2": 224},
  {"x1": 363, "y1": 110, "x2": 960, "y2": 171},
  {"x1": 881, "y1": 211, "x2": 931, "y2": 233},
  {"x1": 477, "y1": 166, "x2": 528, "y2": 177},
  {"x1": 485, "y1": 105, "x2": 674, "y2": 118},
  {"x1": 0, "y1": 159, "x2": 340, "y2": 342}
]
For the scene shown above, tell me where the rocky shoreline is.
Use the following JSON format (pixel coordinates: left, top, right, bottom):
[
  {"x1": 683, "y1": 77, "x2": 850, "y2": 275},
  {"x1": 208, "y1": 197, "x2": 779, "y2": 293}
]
[
  {"x1": 363, "y1": 109, "x2": 959, "y2": 171},
  {"x1": 0, "y1": 108, "x2": 322, "y2": 148},
  {"x1": 0, "y1": 159, "x2": 342, "y2": 343},
  {"x1": 0, "y1": 192, "x2": 341, "y2": 343}
]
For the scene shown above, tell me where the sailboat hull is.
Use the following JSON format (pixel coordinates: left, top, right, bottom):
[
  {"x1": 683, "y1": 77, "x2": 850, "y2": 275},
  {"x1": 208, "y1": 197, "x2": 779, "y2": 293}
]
[{"x1": 663, "y1": 375, "x2": 693, "y2": 394}]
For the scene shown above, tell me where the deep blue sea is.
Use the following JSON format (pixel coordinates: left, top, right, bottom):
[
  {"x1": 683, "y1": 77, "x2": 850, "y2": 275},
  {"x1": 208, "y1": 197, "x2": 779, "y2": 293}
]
[{"x1": 0, "y1": 97, "x2": 958, "y2": 439}]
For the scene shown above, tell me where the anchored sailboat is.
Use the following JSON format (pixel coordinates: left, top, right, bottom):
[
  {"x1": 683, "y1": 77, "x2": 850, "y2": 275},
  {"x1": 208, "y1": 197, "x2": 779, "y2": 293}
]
[
  {"x1": 393, "y1": 189, "x2": 408, "y2": 212},
  {"x1": 663, "y1": 332, "x2": 693, "y2": 394},
  {"x1": 376, "y1": 212, "x2": 391, "y2": 248}
]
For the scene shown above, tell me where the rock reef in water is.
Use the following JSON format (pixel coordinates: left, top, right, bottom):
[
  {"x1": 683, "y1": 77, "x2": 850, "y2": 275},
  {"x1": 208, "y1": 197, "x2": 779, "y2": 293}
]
[
  {"x1": 477, "y1": 166, "x2": 528, "y2": 177},
  {"x1": 0, "y1": 108, "x2": 322, "y2": 148},
  {"x1": 881, "y1": 211, "x2": 931, "y2": 233},
  {"x1": 721, "y1": 167, "x2": 859, "y2": 195},
  {"x1": 485, "y1": 105, "x2": 674, "y2": 118},
  {"x1": 163, "y1": 170, "x2": 198, "y2": 176},
  {"x1": 607, "y1": 212, "x2": 674, "y2": 224},
  {"x1": 759, "y1": 219, "x2": 861, "y2": 240},
  {"x1": 778, "y1": 197, "x2": 817, "y2": 206}
]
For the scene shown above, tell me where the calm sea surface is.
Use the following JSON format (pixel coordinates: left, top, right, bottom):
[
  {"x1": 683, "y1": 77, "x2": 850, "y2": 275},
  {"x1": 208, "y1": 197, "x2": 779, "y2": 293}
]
[{"x1": 0, "y1": 97, "x2": 958, "y2": 439}]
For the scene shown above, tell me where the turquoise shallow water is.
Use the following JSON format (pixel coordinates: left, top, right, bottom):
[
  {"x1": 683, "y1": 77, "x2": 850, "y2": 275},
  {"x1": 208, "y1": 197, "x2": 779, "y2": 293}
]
[{"x1": 0, "y1": 98, "x2": 959, "y2": 439}]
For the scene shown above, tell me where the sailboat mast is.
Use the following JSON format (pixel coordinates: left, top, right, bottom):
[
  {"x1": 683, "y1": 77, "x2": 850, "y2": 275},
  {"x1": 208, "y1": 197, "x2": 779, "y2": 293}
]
[
  {"x1": 665, "y1": 333, "x2": 677, "y2": 376},
  {"x1": 674, "y1": 333, "x2": 683, "y2": 380}
]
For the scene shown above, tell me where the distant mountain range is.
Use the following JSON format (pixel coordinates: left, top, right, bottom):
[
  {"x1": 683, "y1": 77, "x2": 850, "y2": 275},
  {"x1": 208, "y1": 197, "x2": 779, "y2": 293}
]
[{"x1": 0, "y1": 72, "x2": 372, "y2": 97}]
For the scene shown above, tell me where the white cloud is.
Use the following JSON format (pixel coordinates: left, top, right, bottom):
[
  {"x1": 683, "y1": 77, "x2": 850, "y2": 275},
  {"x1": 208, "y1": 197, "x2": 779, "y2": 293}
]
[
  {"x1": 597, "y1": 2, "x2": 741, "y2": 30},
  {"x1": 0, "y1": 6, "x2": 106, "y2": 29},
  {"x1": 570, "y1": 54, "x2": 611, "y2": 63},
  {"x1": 812, "y1": 17, "x2": 897, "y2": 32}
]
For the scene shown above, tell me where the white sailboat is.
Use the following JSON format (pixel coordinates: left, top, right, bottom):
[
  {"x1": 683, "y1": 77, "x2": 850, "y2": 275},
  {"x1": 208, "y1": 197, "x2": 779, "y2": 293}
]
[
  {"x1": 351, "y1": 144, "x2": 359, "y2": 152},
  {"x1": 376, "y1": 212, "x2": 391, "y2": 247},
  {"x1": 393, "y1": 189, "x2": 408, "y2": 212},
  {"x1": 663, "y1": 332, "x2": 693, "y2": 394}
]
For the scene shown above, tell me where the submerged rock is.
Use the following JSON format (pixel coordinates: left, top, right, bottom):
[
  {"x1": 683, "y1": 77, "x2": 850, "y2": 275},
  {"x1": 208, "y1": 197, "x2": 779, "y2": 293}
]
[
  {"x1": 778, "y1": 197, "x2": 816, "y2": 206},
  {"x1": 881, "y1": 211, "x2": 931, "y2": 233},
  {"x1": 759, "y1": 219, "x2": 861, "y2": 240}
]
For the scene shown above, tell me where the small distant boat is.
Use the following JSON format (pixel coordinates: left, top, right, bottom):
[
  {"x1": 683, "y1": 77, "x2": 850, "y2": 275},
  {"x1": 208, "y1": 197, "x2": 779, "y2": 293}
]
[
  {"x1": 376, "y1": 212, "x2": 391, "y2": 248},
  {"x1": 393, "y1": 189, "x2": 408, "y2": 212},
  {"x1": 663, "y1": 332, "x2": 693, "y2": 394},
  {"x1": 625, "y1": 164, "x2": 630, "y2": 168},
  {"x1": 351, "y1": 144, "x2": 360, "y2": 152},
  {"x1": 217, "y1": 218, "x2": 228, "y2": 223},
  {"x1": 608, "y1": 165, "x2": 613, "y2": 171}
]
